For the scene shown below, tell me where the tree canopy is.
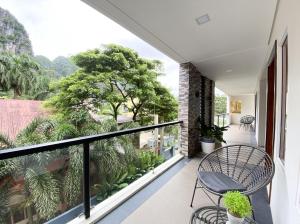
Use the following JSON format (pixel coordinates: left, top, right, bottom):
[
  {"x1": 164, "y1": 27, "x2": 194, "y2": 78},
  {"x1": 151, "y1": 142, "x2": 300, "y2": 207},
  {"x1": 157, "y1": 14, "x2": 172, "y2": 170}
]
[
  {"x1": 215, "y1": 95, "x2": 227, "y2": 115},
  {"x1": 47, "y1": 44, "x2": 178, "y2": 124},
  {"x1": 0, "y1": 52, "x2": 50, "y2": 99}
]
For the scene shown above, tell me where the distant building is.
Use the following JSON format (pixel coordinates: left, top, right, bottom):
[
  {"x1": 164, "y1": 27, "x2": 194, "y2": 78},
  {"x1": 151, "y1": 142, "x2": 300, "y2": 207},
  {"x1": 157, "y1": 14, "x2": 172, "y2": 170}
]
[{"x1": 0, "y1": 99, "x2": 48, "y2": 140}]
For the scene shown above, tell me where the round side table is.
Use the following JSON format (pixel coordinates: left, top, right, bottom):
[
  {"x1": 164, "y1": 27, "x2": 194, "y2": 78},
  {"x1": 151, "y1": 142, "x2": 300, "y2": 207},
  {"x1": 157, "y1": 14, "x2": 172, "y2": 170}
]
[{"x1": 190, "y1": 206, "x2": 256, "y2": 224}]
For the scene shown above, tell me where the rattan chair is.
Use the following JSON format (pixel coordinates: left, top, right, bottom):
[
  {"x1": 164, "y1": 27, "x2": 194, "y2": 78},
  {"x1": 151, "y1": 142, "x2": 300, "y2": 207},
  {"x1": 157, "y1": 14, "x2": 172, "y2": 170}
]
[
  {"x1": 240, "y1": 115, "x2": 255, "y2": 131},
  {"x1": 190, "y1": 145, "x2": 275, "y2": 220}
]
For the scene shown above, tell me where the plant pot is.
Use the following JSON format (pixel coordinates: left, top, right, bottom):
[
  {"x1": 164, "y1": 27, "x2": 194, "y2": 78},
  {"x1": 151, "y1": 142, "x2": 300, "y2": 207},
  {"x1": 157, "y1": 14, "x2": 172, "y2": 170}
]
[
  {"x1": 200, "y1": 138, "x2": 215, "y2": 154},
  {"x1": 226, "y1": 211, "x2": 244, "y2": 224}
]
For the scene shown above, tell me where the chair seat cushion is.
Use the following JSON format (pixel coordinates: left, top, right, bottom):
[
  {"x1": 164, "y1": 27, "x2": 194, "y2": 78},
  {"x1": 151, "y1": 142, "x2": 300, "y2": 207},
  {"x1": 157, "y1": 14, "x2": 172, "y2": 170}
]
[{"x1": 198, "y1": 171, "x2": 246, "y2": 194}]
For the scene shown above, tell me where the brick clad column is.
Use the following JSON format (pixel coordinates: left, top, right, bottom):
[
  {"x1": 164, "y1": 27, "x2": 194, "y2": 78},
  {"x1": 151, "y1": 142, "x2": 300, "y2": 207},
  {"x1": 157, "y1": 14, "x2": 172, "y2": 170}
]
[{"x1": 179, "y1": 62, "x2": 215, "y2": 157}]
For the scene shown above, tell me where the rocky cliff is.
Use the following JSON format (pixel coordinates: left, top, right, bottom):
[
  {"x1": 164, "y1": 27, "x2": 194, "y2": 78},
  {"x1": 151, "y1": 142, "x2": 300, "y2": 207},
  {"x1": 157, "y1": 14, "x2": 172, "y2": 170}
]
[{"x1": 0, "y1": 7, "x2": 33, "y2": 55}]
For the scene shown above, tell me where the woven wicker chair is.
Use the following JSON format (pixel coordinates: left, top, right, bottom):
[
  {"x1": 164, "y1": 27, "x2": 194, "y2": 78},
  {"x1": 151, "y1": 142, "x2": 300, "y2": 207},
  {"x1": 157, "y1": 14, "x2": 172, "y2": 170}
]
[
  {"x1": 190, "y1": 145, "x2": 275, "y2": 220},
  {"x1": 240, "y1": 115, "x2": 255, "y2": 130}
]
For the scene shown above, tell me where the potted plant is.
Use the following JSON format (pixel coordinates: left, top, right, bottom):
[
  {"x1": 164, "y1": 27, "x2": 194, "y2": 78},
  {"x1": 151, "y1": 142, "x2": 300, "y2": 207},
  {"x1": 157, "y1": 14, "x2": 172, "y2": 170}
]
[
  {"x1": 213, "y1": 124, "x2": 229, "y2": 148},
  {"x1": 199, "y1": 124, "x2": 216, "y2": 154},
  {"x1": 223, "y1": 191, "x2": 252, "y2": 224},
  {"x1": 196, "y1": 117, "x2": 228, "y2": 153}
]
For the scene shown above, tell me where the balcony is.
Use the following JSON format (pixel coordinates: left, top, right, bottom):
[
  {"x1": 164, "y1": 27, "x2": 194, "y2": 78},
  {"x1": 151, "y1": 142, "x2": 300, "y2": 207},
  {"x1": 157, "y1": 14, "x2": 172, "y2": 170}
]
[
  {"x1": 96, "y1": 125, "x2": 271, "y2": 224},
  {"x1": 0, "y1": 121, "x2": 183, "y2": 224},
  {"x1": 0, "y1": 121, "x2": 272, "y2": 224}
]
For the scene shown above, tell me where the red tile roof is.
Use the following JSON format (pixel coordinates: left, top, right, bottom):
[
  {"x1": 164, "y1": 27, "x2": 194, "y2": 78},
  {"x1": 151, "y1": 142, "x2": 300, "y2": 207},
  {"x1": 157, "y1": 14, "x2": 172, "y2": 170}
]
[{"x1": 0, "y1": 99, "x2": 48, "y2": 140}]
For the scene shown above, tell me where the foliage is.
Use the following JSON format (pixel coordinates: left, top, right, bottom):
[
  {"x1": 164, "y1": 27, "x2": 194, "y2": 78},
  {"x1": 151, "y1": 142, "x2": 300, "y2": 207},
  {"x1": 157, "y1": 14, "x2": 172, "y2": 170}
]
[
  {"x1": 197, "y1": 117, "x2": 228, "y2": 143},
  {"x1": 94, "y1": 150, "x2": 164, "y2": 202},
  {"x1": 224, "y1": 191, "x2": 252, "y2": 218},
  {"x1": 0, "y1": 52, "x2": 50, "y2": 99},
  {"x1": 34, "y1": 55, "x2": 54, "y2": 70},
  {"x1": 136, "y1": 151, "x2": 164, "y2": 171},
  {"x1": 215, "y1": 95, "x2": 227, "y2": 115},
  {"x1": 0, "y1": 43, "x2": 177, "y2": 222},
  {"x1": 34, "y1": 55, "x2": 57, "y2": 80},
  {"x1": 52, "y1": 56, "x2": 78, "y2": 77},
  {"x1": 0, "y1": 116, "x2": 150, "y2": 221},
  {"x1": 63, "y1": 147, "x2": 83, "y2": 205},
  {"x1": 0, "y1": 118, "x2": 60, "y2": 221},
  {"x1": 0, "y1": 183, "x2": 9, "y2": 223},
  {"x1": 25, "y1": 168, "x2": 60, "y2": 220},
  {"x1": 70, "y1": 44, "x2": 158, "y2": 121},
  {"x1": 201, "y1": 125, "x2": 228, "y2": 143},
  {"x1": 140, "y1": 84, "x2": 178, "y2": 124},
  {"x1": 4, "y1": 54, "x2": 79, "y2": 100},
  {"x1": 0, "y1": 142, "x2": 16, "y2": 223},
  {"x1": 34, "y1": 55, "x2": 78, "y2": 79},
  {"x1": 45, "y1": 71, "x2": 102, "y2": 116},
  {"x1": 46, "y1": 44, "x2": 177, "y2": 123}
]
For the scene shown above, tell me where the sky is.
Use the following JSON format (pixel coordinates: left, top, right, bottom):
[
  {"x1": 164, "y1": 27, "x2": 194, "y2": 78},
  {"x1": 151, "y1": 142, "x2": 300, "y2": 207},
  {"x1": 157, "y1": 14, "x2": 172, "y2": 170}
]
[{"x1": 0, "y1": 0, "x2": 180, "y2": 96}]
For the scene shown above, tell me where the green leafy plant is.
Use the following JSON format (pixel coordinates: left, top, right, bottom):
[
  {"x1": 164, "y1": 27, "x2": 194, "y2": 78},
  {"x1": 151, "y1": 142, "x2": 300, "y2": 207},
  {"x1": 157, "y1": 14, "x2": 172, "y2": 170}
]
[
  {"x1": 94, "y1": 150, "x2": 165, "y2": 203},
  {"x1": 212, "y1": 125, "x2": 229, "y2": 143},
  {"x1": 196, "y1": 117, "x2": 228, "y2": 143},
  {"x1": 136, "y1": 151, "x2": 164, "y2": 171},
  {"x1": 223, "y1": 191, "x2": 252, "y2": 218}
]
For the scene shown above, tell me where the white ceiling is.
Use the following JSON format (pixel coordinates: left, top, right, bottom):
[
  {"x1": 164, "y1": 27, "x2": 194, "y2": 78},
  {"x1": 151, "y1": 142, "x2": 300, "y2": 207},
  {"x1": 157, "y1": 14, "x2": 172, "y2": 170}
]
[{"x1": 83, "y1": 0, "x2": 277, "y2": 95}]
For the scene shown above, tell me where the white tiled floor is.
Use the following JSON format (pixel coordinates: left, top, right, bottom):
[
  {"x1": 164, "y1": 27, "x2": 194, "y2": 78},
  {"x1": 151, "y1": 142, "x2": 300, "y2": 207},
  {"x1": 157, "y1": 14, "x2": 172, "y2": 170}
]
[
  {"x1": 223, "y1": 125, "x2": 257, "y2": 146},
  {"x1": 121, "y1": 158, "x2": 217, "y2": 224}
]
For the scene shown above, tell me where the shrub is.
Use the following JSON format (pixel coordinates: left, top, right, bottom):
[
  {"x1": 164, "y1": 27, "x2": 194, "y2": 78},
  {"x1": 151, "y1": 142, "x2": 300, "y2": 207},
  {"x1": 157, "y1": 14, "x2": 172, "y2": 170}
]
[
  {"x1": 223, "y1": 191, "x2": 252, "y2": 218},
  {"x1": 94, "y1": 151, "x2": 165, "y2": 202}
]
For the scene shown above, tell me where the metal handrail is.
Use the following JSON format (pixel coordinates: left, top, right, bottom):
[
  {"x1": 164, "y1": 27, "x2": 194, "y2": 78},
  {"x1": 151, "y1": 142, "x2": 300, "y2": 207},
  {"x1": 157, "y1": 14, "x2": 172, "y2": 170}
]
[
  {"x1": 0, "y1": 120, "x2": 183, "y2": 219},
  {"x1": 0, "y1": 120, "x2": 182, "y2": 160},
  {"x1": 215, "y1": 113, "x2": 229, "y2": 127}
]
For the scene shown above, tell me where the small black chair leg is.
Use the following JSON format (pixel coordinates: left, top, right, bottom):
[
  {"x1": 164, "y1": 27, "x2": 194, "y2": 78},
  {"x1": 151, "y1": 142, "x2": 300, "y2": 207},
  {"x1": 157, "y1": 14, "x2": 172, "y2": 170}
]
[
  {"x1": 190, "y1": 178, "x2": 198, "y2": 207},
  {"x1": 216, "y1": 196, "x2": 222, "y2": 223}
]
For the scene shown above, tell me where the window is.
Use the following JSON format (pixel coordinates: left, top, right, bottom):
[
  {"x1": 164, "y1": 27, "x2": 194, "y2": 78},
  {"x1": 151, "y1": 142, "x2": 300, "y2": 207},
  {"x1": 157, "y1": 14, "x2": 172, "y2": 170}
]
[{"x1": 279, "y1": 36, "x2": 288, "y2": 162}]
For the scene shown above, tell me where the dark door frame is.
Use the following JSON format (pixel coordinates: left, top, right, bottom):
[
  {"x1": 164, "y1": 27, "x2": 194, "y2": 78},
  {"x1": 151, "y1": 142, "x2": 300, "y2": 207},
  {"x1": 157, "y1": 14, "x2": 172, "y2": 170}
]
[
  {"x1": 265, "y1": 41, "x2": 277, "y2": 202},
  {"x1": 265, "y1": 41, "x2": 277, "y2": 159}
]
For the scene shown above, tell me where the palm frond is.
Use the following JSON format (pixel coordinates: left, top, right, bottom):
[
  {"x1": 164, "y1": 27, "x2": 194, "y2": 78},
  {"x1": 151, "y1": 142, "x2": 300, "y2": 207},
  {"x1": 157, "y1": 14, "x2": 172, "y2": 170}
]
[
  {"x1": 92, "y1": 140, "x2": 124, "y2": 176},
  {"x1": 63, "y1": 147, "x2": 83, "y2": 206},
  {"x1": 0, "y1": 183, "x2": 9, "y2": 223},
  {"x1": 0, "y1": 133, "x2": 14, "y2": 149},
  {"x1": 52, "y1": 123, "x2": 79, "y2": 141},
  {"x1": 0, "y1": 158, "x2": 17, "y2": 178},
  {"x1": 17, "y1": 117, "x2": 45, "y2": 139},
  {"x1": 25, "y1": 167, "x2": 60, "y2": 220}
]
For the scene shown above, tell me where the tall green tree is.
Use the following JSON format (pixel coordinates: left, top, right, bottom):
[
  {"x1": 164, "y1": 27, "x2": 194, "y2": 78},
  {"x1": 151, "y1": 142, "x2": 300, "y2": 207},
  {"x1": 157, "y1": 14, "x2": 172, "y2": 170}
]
[
  {"x1": 72, "y1": 45, "x2": 141, "y2": 120},
  {"x1": 140, "y1": 83, "x2": 178, "y2": 124},
  {"x1": 215, "y1": 95, "x2": 227, "y2": 115},
  {"x1": 0, "y1": 52, "x2": 11, "y2": 91},
  {"x1": 48, "y1": 44, "x2": 177, "y2": 123},
  {"x1": 45, "y1": 71, "x2": 103, "y2": 117},
  {"x1": 0, "y1": 52, "x2": 49, "y2": 99}
]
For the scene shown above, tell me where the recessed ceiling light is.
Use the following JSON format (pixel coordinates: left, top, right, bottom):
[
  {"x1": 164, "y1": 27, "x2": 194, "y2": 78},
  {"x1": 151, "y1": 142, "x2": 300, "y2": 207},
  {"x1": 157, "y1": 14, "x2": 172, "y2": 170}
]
[
  {"x1": 226, "y1": 69, "x2": 233, "y2": 73},
  {"x1": 195, "y1": 14, "x2": 210, "y2": 25}
]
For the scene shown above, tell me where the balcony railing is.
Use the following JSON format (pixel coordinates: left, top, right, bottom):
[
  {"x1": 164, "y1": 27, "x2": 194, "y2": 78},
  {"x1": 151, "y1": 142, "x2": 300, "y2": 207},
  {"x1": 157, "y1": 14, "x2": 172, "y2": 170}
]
[
  {"x1": 214, "y1": 113, "x2": 229, "y2": 127},
  {"x1": 0, "y1": 120, "x2": 182, "y2": 224}
]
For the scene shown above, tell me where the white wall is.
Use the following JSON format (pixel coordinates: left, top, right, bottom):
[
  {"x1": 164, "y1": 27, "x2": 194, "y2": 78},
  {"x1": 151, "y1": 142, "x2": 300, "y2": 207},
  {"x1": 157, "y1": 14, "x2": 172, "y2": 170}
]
[
  {"x1": 260, "y1": 0, "x2": 300, "y2": 223},
  {"x1": 229, "y1": 95, "x2": 255, "y2": 124},
  {"x1": 227, "y1": 95, "x2": 231, "y2": 124},
  {"x1": 256, "y1": 78, "x2": 267, "y2": 147}
]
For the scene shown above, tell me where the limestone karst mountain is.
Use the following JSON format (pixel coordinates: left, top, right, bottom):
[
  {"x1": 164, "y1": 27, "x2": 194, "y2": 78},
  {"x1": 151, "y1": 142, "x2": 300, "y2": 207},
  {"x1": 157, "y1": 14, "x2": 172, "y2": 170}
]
[{"x1": 0, "y1": 7, "x2": 33, "y2": 55}]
